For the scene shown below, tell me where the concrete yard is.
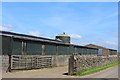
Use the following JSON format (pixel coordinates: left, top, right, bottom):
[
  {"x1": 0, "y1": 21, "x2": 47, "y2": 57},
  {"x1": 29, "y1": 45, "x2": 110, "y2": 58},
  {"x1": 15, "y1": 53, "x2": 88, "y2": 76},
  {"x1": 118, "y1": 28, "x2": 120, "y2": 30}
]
[{"x1": 2, "y1": 65, "x2": 118, "y2": 78}]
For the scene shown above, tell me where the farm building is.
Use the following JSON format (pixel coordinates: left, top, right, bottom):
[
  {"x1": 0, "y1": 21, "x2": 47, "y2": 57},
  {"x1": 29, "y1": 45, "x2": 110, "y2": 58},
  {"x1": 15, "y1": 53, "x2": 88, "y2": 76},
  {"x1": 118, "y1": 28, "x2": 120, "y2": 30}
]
[
  {"x1": 1, "y1": 31, "x2": 98, "y2": 55},
  {"x1": 1, "y1": 31, "x2": 117, "y2": 72},
  {"x1": 85, "y1": 44, "x2": 117, "y2": 56}
]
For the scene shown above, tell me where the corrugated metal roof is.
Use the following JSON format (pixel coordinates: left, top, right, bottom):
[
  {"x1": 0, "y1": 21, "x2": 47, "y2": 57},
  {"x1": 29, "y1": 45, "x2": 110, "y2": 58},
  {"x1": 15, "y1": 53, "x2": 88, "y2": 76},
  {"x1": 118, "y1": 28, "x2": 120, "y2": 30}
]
[
  {"x1": 85, "y1": 44, "x2": 117, "y2": 51},
  {"x1": 0, "y1": 31, "x2": 98, "y2": 50},
  {"x1": 0, "y1": 31, "x2": 62, "y2": 42}
]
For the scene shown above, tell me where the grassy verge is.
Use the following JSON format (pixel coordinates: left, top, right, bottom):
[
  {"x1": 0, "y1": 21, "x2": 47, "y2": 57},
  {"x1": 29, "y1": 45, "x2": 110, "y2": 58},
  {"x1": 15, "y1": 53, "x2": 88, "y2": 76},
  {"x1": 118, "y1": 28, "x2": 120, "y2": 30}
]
[{"x1": 72, "y1": 61, "x2": 120, "y2": 76}]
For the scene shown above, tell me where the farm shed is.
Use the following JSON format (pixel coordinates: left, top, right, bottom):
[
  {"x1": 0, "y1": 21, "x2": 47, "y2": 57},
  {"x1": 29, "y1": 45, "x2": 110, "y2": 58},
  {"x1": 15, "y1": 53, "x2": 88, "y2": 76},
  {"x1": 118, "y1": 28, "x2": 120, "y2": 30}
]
[
  {"x1": 1, "y1": 31, "x2": 98, "y2": 55},
  {"x1": 85, "y1": 44, "x2": 117, "y2": 56},
  {"x1": 1, "y1": 31, "x2": 99, "y2": 72}
]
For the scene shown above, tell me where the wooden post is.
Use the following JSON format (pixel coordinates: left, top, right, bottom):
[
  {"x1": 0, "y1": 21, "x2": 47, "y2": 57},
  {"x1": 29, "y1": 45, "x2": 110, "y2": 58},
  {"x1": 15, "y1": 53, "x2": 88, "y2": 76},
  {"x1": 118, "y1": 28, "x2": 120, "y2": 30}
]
[
  {"x1": 42, "y1": 44, "x2": 45, "y2": 55},
  {"x1": 8, "y1": 55, "x2": 11, "y2": 72}
]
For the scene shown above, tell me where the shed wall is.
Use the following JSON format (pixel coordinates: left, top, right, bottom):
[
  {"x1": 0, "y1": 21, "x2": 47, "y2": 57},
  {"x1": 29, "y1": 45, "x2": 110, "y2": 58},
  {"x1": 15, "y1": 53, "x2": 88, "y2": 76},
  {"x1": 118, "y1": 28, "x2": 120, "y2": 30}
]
[
  {"x1": 12, "y1": 38, "x2": 22, "y2": 55},
  {"x1": 58, "y1": 45, "x2": 69, "y2": 55},
  {"x1": 26, "y1": 41, "x2": 42, "y2": 55},
  {"x1": 45, "y1": 43, "x2": 57, "y2": 55},
  {"x1": 2, "y1": 36, "x2": 12, "y2": 55},
  {"x1": 2, "y1": 35, "x2": 98, "y2": 55},
  {"x1": 69, "y1": 46, "x2": 75, "y2": 54}
]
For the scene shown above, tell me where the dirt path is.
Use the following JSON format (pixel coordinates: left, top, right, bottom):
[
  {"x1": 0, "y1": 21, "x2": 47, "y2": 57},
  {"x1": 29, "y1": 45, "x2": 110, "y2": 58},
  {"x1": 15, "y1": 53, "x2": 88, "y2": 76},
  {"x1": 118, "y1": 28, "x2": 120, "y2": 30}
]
[{"x1": 2, "y1": 65, "x2": 118, "y2": 78}]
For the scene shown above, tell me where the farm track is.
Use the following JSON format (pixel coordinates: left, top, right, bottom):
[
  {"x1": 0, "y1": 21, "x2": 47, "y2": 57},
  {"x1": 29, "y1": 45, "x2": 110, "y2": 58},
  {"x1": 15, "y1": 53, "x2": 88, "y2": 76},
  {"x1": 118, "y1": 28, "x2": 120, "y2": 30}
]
[{"x1": 2, "y1": 65, "x2": 119, "y2": 78}]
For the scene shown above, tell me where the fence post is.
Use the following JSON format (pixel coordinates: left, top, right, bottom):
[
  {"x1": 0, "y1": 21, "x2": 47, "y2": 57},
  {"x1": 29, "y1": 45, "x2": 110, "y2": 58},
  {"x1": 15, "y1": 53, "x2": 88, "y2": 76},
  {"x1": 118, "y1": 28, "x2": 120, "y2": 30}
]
[{"x1": 8, "y1": 55, "x2": 11, "y2": 72}]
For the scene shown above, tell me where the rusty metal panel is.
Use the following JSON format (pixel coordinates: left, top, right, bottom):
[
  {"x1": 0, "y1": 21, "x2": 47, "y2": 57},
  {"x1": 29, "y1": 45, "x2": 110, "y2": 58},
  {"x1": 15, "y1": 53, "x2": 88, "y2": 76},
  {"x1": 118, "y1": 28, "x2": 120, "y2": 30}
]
[{"x1": 102, "y1": 49, "x2": 109, "y2": 56}]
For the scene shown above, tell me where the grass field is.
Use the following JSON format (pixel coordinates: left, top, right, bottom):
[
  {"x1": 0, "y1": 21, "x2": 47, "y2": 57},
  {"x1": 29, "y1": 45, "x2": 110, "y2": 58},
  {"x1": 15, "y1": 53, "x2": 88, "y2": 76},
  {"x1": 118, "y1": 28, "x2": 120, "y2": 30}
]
[{"x1": 72, "y1": 61, "x2": 120, "y2": 76}]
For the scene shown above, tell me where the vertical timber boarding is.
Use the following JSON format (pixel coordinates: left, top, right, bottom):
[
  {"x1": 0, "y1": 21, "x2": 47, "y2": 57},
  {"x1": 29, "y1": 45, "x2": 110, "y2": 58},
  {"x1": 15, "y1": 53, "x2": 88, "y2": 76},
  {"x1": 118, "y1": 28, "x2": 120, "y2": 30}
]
[
  {"x1": 22, "y1": 41, "x2": 27, "y2": 55},
  {"x1": 75, "y1": 47, "x2": 77, "y2": 54},
  {"x1": 102, "y1": 49, "x2": 109, "y2": 56},
  {"x1": 2, "y1": 36, "x2": 12, "y2": 55},
  {"x1": 12, "y1": 38, "x2": 22, "y2": 55},
  {"x1": 45, "y1": 43, "x2": 57, "y2": 55},
  {"x1": 56, "y1": 45, "x2": 58, "y2": 55},
  {"x1": 42, "y1": 43, "x2": 45, "y2": 55},
  {"x1": 26, "y1": 41, "x2": 42, "y2": 55}
]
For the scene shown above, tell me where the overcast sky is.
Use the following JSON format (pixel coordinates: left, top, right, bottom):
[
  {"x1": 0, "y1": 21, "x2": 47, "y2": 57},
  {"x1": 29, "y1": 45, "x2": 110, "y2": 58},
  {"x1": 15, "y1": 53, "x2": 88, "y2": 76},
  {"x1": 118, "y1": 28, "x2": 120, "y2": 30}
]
[{"x1": 1, "y1": 2, "x2": 118, "y2": 50}]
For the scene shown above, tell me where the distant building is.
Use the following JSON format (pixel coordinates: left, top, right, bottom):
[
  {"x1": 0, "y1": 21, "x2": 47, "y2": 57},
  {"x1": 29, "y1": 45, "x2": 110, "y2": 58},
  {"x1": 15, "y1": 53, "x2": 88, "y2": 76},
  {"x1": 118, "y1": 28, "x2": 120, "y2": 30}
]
[{"x1": 85, "y1": 44, "x2": 117, "y2": 56}]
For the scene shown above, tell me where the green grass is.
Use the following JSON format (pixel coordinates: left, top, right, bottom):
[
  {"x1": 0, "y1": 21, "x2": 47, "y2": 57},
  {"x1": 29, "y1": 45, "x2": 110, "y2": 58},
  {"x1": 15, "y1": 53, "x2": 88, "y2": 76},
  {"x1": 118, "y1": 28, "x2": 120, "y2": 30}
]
[{"x1": 72, "y1": 61, "x2": 120, "y2": 76}]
